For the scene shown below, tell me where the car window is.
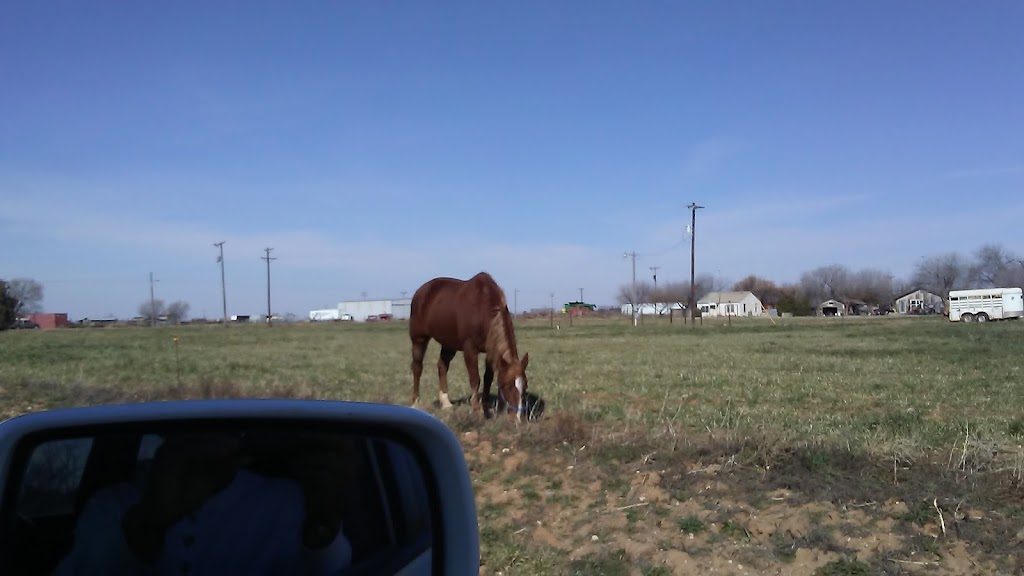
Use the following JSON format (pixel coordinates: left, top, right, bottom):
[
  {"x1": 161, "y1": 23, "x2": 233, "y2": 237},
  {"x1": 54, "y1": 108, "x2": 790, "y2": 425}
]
[
  {"x1": 8, "y1": 429, "x2": 434, "y2": 576},
  {"x1": 15, "y1": 437, "x2": 93, "y2": 518}
]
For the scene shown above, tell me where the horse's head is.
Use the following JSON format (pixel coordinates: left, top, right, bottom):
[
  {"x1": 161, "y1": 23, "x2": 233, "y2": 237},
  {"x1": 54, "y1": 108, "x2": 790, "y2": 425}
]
[{"x1": 497, "y1": 352, "x2": 529, "y2": 420}]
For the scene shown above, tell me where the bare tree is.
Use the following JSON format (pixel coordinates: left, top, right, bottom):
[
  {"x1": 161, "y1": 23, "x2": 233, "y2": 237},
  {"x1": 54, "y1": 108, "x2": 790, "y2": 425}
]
[
  {"x1": 616, "y1": 281, "x2": 652, "y2": 307},
  {"x1": 967, "y1": 244, "x2": 1023, "y2": 288},
  {"x1": 776, "y1": 283, "x2": 813, "y2": 316},
  {"x1": 913, "y1": 252, "x2": 966, "y2": 296},
  {"x1": 618, "y1": 275, "x2": 723, "y2": 313},
  {"x1": 138, "y1": 299, "x2": 165, "y2": 324},
  {"x1": 7, "y1": 278, "x2": 44, "y2": 317},
  {"x1": 847, "y1": 268, "x2": 896, "y2": 305},
  {"x1": 650, "y1": 281, "x2": 687, "y2": 303},
  {"x1": 1013, "y1": 258, "x2": 1024, "y2": 287},
  {"x1": 165, "y1": 301, "x2": 191, "y2": 324},
  {"x1": 800, "y1": 264, "x2": 850, "y2": 303},
  {"x1": 732, "y1": 275, "x2": 782, "y2": 306}
]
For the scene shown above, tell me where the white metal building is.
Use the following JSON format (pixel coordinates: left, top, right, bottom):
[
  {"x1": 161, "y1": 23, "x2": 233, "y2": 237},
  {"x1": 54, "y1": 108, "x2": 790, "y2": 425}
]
[
  {"x1": 620, "y1": 302, "x2": 685, "y2": 316},
  {"x1": 335, "y1": 298, "x2": 413, "y2": 322}
]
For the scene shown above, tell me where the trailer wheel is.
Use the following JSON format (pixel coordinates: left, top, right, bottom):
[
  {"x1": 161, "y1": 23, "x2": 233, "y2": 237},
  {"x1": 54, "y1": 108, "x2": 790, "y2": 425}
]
[
  {"x1": 961, "y1": 313, "x2": 974, "y2": 323},
  {"x1": 976, "y1": 313, "x2": 989, "y2": 323}
]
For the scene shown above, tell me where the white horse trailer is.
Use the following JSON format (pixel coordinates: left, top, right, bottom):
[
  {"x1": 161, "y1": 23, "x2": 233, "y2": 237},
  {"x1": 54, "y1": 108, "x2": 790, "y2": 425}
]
[{"x1": 948, "y1": 287, "x2": 1024, "y2": 322}]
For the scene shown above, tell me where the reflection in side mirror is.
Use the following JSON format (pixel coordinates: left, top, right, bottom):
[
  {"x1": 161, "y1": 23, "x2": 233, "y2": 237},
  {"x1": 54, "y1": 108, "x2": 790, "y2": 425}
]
[{"x1": 0, "y1": 402, "x2": 474, "y2": 576}]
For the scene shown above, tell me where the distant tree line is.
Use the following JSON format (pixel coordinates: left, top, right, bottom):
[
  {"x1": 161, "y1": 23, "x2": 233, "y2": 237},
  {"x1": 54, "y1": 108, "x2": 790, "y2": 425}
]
[
  {"x1": 0, "y1": 274, "x2": 195, "y2": 329},
  {"x1": 616, "y1": 243, "x2": 1024, "y2": 316}
]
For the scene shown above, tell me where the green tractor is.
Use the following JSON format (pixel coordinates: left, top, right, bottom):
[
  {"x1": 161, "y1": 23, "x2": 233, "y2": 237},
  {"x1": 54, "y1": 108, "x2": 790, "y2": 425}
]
[{"x1": 562, "y1": 301, "x2": 597, "y2": 315}]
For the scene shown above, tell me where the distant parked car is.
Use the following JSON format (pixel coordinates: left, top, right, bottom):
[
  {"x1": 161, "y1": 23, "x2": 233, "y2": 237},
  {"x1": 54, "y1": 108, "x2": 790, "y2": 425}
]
[
  {"x1": 340, "y1": 314, "x2": 353, "y2": 321},
  {"x1": 366, "y1": 315, "x2": 379, "y2": 322},
  {"x1": 379, "y1": 313, "x2": 393, "y2": 321},
  {"x1": 11, "y1": 318, "x2": 39, "y2": 329}
]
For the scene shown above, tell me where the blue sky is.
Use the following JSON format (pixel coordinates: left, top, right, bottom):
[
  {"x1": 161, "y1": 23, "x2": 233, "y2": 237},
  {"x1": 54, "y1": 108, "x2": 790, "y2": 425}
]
[{"x1": 2, "y1": 1, "x2": 1022, "y2": 318}]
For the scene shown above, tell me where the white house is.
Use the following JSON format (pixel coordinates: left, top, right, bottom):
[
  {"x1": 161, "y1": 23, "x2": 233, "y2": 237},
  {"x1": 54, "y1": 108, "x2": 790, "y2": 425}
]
[
  {"x1": 696, "y1": 291, "x2": 764, "y2": 317},
  {"x1": 620, "y1": 302, "x2": 686, "y2": 316}
]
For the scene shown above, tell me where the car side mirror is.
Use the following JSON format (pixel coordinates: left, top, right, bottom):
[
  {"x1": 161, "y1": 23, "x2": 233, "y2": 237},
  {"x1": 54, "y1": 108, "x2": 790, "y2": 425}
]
[{"x1": 0, "y1": 399, "x2": 479, "y2": 576}]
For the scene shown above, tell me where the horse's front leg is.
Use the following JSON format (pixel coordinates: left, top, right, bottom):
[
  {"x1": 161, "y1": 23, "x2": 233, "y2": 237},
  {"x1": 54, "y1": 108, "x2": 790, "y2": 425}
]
[
  {"x1": 410, "y1": 337, "x2": 428, "y2": 408},
  {"x1": 463, "y1": 345, "x2": 483, "y2": 416},
  {"x1": 437, "y1": 347, "x2": 456, "y2": 409},
  {"x1": 482, "y1": 362, "x2": 494, "y2": 418}
]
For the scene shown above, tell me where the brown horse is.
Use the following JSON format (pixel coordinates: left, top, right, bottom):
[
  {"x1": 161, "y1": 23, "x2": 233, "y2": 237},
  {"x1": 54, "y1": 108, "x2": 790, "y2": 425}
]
[{"x1": 409, "y1": 272, "x2": 530, "y2": 419}]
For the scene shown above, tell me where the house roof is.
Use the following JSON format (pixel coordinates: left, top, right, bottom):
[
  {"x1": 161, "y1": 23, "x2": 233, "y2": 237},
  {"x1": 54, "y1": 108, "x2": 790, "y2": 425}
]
[
  {"x1": 697, "y1": 291, "x2": 758, "y2": 305},
  {"x1": 895, "y1": 288, "x2": 941, "y2": 300},
  {"x1": 819, "y1": 299, "x2": 845, "y2": 307}
]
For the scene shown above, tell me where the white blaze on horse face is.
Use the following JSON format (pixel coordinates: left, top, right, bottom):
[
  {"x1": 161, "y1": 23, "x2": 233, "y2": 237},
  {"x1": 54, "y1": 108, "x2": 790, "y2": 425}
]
[{"x1": 515, "y1": 376, "x2": 525, "y2": 420}]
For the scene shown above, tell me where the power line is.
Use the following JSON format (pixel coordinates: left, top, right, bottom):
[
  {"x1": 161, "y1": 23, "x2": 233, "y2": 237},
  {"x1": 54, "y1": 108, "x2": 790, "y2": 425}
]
[{"x1": 637, "y1": 239, "x2": 687, "y2": 258}]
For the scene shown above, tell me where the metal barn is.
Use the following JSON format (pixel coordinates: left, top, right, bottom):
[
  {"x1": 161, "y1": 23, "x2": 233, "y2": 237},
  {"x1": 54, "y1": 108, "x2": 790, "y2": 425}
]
[{"x1": 335, "y1": 298, "x2": 413, "y2": 322}]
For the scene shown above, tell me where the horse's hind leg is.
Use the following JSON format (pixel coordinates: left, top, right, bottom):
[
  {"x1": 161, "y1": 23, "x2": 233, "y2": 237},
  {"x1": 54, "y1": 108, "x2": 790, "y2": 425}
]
[
  {"x1": 437, "y1": 347, "x2": 456, "y2": 409},
  {"x1": 410, "y1": 337, "x2": 428, "y2": 407}
]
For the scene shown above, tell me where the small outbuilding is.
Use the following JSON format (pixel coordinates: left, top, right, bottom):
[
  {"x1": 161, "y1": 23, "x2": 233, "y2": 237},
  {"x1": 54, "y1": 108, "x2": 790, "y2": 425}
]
[{"x1": 818, "y1": 300, "x2": 846, "y2": 317}]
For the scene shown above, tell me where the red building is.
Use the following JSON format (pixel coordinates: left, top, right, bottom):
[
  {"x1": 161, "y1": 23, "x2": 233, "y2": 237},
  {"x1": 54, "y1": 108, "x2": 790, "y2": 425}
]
[{"x1": 29, "y1": 313, "x2": 69, "y2": 329}]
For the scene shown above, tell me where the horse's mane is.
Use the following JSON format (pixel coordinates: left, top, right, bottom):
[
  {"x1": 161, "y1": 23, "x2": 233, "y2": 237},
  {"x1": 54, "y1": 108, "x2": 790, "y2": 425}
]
[{"x1": 485, "y1": 294, "x2": 517, "y2": 367}]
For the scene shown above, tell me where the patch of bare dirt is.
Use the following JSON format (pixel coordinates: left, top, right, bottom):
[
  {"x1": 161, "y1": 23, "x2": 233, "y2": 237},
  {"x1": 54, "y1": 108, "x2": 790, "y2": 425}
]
[{"x1": 458, "y1": 422, "x2": 1024, "y2": 575}]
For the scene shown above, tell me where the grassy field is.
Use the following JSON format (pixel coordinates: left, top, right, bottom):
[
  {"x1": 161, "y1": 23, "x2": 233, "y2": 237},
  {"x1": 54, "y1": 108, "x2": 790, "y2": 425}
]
[{"x1": 3, "y1": 315, "x2": 1024, "y2": 574}]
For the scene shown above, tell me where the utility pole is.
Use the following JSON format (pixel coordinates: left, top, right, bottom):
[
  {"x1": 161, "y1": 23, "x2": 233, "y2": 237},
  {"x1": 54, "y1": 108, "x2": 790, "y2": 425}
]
[
  {"x1": 214, "y1": 241, "x2": 228, "y2": 327},
  {"x1": 578, "y1": 288, "x2": 584, "y2": 302},
  {"x1": 261, "y1": 248, "x2": 276, "y2": 326},
  {"x1": 650, "y1": 266, "x2": 660, "y2": 316},
  {"x1": 549, "y1": 292, "x2": 555, "y2": 328},
  {"x1": 514, "y1": 289, "x2": 519, "y2": 316},
  {"x1": 148, "y1": 272, "x2": 159, "y2": 327},
  {"x1": 687, "y1": 203, "x2": 705, "y2": 323},
  {"x1": 624, "y1": 251, "x2": 638, "y2": 326}
]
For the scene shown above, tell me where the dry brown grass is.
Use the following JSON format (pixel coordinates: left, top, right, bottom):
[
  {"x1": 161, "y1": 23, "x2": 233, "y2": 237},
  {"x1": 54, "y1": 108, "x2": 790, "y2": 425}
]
[{"x1": 4, "y1": 316, "x2": 1024, "y2": 573}]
